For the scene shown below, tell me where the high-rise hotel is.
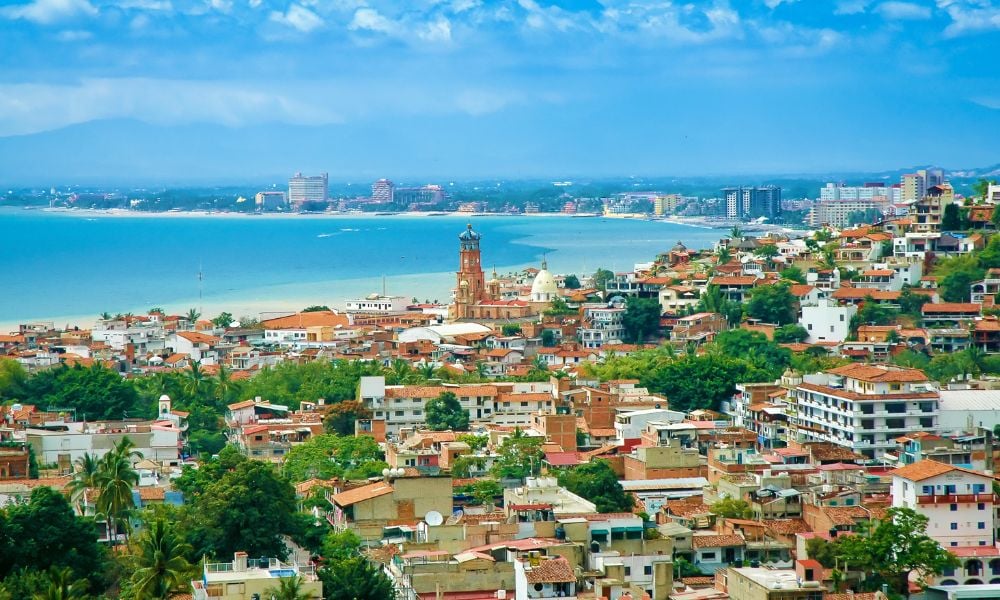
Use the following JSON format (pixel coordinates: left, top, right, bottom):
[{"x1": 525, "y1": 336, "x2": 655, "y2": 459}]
[{"x1": 288, "y1": 172, "x2": 328, "y2": 208}]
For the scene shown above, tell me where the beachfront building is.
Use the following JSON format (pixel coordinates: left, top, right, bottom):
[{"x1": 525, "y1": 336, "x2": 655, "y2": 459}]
[{"x1": 288, "y1": 172, "x2": 328, "y2": 208}]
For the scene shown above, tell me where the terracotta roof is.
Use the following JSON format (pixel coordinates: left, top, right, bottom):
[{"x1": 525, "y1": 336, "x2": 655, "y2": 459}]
[
  {"x1": 891, "y1": 459, "x2": 991, "y2": 482},
  {"x1": 788, "y1": 284, "x2": 815, "y2": 297},
  {"x1": 922, "y1": 302, "x2": 982, "y2": 314},
  {"x1": 227, "y1": 399, "x2": 256, "y2": 410},
  {"x1": 523, "y1": 557, "x2": 576, "y2": 583},
  {"x1": 826, "y1": 593, "x2": 881, "y2": 600},
  {"x1": 260, "y1": 310, "x2": 350, "y2": 330},
  {"x1": 176, "y1": 331, "x2": 220, "y2": 345},
  {"x1": 330, "y1": 481, "x2": 394, "y2": 507},
  {"x1": 825, "y1": 364, "x2": 929, "y2": 383},
  {"x1": 830, "y1": 288, "x2": 901, "y2": 301},
  {"x1": 692, "y1": 534, "x2": 745, "y2": 549},
  {"x1": 762, "y1": 519, "x2": 811, "y2": 534},
  {"x1": 822, "y1": 505, "x2": 886, "y2": 526},
  {"x1": 710, "y1": 276, "x2": 759, "y2": 286},
  {"x1": 137, "y1": 487, "x2": 166, "y2": 501},
  {"x1": 797, "y1": 382, "x2": 937, "y2": 402},
  {"x1": 385, "y1": 386, "x2": 448, "y2": 399},
  {"x1": 666, "y1": 497, "x2": 712, "y2": 518},
  {"x1": 804, "y1": 443, "x2": 866, "y2": 462},
  {"x1": 862, "y1": 269, "x2": 894, "y2": 276}
]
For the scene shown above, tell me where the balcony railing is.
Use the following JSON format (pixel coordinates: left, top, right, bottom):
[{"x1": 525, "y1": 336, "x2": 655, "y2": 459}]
[{"x1": 916, "y1": 493, "x2": 996, "y2": 505}]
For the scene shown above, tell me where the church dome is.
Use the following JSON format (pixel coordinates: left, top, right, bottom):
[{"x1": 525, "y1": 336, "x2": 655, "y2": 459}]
[
  {"x1": 458, "y1": 223, "x2": 481, "y2": 241},
  {"x1": 531, "y1": 260, "x2": 558, "y2": 300},
  {"x1": 671, "y1": 241, "x2": 688, "y2": 253}
]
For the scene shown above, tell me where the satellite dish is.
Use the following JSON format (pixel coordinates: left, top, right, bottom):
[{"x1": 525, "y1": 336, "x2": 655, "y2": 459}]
[
  {"x1": 382, "y1": 468, "x2": 391, "y2": 478},
  {"x1": 425, "y1": 511, "x2": 444, "y2": 526}
]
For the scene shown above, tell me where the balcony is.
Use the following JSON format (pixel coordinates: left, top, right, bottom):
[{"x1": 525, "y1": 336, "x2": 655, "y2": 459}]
[{"x1": 916, "y1": 494, "x2": 997, "y2": 505}]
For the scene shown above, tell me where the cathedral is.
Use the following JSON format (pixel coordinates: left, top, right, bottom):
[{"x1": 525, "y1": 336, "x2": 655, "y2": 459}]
[{"x1": 449, "y1": 224, "x2": 556, "y2": 322}]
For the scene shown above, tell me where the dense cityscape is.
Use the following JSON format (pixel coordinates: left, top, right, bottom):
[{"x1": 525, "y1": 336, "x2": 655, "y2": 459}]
[{"x1": 1, "y1": 169, "x2": 1000, "y2": 600}]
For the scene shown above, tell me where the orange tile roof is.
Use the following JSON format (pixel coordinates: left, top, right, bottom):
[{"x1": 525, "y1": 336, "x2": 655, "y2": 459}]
[
  {"x1": 711, "y1": 276, "x2": 759, "y2": 286},
  {"x1": 921, "y1": 302, "x2": 982, "y2": 314},
  {"x1": 260, "y1": 310, "x2": 350, "y2": 330},
  {"x1": 330, "y1": 481, "x2": 394, "y2": 507},
  {"x1": 830, "y1": 288, "x2": 901, "y2": 300},
  {"x1": 692, "y1": 534, "x2": 745, "y2": 549},
  {"x1": 890, "y1": 459, "x2": 993, "y2": 482},
  {"x1": 524, "y1": 557, "x2": 576, "y2": 583},
  {"x1": 176, "y1": 331, "x2": 220, "y2": 345},
  {"x1": 825, "y1": 364, "x2": 928, "y2": 383}
]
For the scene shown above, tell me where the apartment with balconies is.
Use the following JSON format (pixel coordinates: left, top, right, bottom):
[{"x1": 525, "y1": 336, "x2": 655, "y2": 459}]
[
  {"x1": 790, "y1": 364, "x2": 939, "y2": 460},
  {"x1": 891, "y1": 460, "x2": 996, "y2": 548},
  {"x1": 191, "y1": 552, "x2": 321, "y2": 600}
]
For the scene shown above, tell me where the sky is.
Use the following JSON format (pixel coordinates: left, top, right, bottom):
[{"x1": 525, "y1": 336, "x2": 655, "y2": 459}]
[{"x1": 1, "y1": 0, "x2": 999, "y2": 182}]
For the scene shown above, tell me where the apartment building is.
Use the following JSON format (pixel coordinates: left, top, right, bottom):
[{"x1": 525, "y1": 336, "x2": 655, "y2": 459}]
[
  {"x1": 891, "y1": 460, "x2": 996, "y2": 548},
  {"x1": 790, "y1": 364, "x2": 940, "y2": 460}
]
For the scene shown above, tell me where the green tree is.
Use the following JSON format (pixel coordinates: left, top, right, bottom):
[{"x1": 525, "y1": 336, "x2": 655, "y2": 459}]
[
  {"x1": 282, "y1": 434, "x2": 386, "y2": 482},
  {"x1": 96, "y1": 437, "x2": 142, "y2": 544},
  {"x1": 21, "y1": 363, "x2": 141, "y2": 421},
  {"x1": 898, "y1": 287, "x2": 931, "y2": 318},
  {"x1": 319, "y1": 556, "x2": 395, "y2": 600},
  {"x1": 185, "y1": 308, "x2": 201, "y2": 324},
  {"x1": 779, "y1": 266, "x2": 806, "y2": 284},
  {"x1": 773, "y1": 324, "x2": 809, "y2": 344},
  {"x1": 323, "y1": 400, "x2": 372, "y2": 436},
  {"x1": 425, "y1": 391, "x2": 470, "y2": 431},
  {"x1": 0, "y1": 487, "x2": 108, "y2": 590},
  {"x1": 127, "y1": 519, "x2": 195, "y2": 600},
  {"x1": 716, "y1": 246, "x2": 732, "y2": 265},
  {"x1": 302, "y1": 305, "x2": 331, "y2": 312},
  {"x1": 321, "y1": 529, "x2": 362, "y2": 562},
  {"x1": 31, "y1": 567, "x2": 90, "y2": 600},
  {"x1": 849, "y1": 296, "x2": 897, "y2": 335},
  {"x1": 746, "y1": 283, "x2": 797, "y2": 325},
  {"x1": 211, "y1": 312, "x2": 234, "y2": 328},
  {"x1": 753, "y1": 244, "x2": 779, "y2": 260},
  {"x1": 557, "y1": 460, "x2": 633, "y2": 513},
  {"x1": 265, "y1": 575, "x2": 316, "y2": 600},
  {"x1": 713, "y1": 330, "x2": 791, "y2": 377},
  {"x1": 0, "y1": 358, "x2": 29, "y2": 401},
  {"x1": 540, "y1": 329, "x2": 557, "y2": 347},
  {"x1": 940, "y1": 269, "x2": 981, "y2": 303},
  {"x1": 833, "y1": 506, "x2": 958, "y2": 595},
  {"x1": 709, "y1": 498, "x2": 752, "y2": 519},
  {"x1": 469, "y1": 479, "x2": 503, "y2": 508},
  {"x1": 593, "y1": 268, "x2": 615, "y2": 292},
  {"x1": 696, "y1": 285, "x2": 742, "y2": 326},
  {"x1": 974, "y1": 178, "x2": 996, "y2": 202},
  {"x1": 501, "y1": 323, "x2": 522, "y2": 336},
  {"x1": 622, "y1": 296, "x2": 662, "y2": 343},
  {"x1": 805, "y1": 537, "x2": 838, "y2": 568},
  {"x1": 563, "y1": 274, "x2": 581, "y2": 289},
  {"x1": 182, "y1": 459, "x2": 300, "y2": 559},
  {"x1": 457, "y1": 433, "x2": 488, "y2": 452},
  {"x1": 66, "y1": 452, "x2": 101, "y2": 512},
  {"x1": 491, "y1": 429, "x2": 544, "y2": 480},
  {"x1": 941, "y1": 203, "x2": 962, "y2": 231}
]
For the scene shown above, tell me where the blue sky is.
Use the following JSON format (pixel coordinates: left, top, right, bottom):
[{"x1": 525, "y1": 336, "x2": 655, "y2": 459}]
[{"x1": 1, "y1": 0, "x2": 999, "y2": 180}]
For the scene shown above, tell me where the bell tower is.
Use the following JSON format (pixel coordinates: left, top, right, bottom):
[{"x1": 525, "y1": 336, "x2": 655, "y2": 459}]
[{"x1": 454, "y1": 224, "x2": 486, "y2": 319}]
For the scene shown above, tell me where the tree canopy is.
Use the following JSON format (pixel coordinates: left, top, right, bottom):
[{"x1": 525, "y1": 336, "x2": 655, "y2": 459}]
[
  {"x1": 282, "y1": 434, "x2": 386, "y2": 482},
  {"x1": 746, "y1": 282, "x2": 797, "y2": 325},
  {"x1": 425, "y1": 391, "x2": 470, "y2": 431},
  {"x1": 557, "y1": 460, "x2": 633, "y2": 513},
  {"x1": 622, "y1": 296, "x2": 662, "y2": 343}
]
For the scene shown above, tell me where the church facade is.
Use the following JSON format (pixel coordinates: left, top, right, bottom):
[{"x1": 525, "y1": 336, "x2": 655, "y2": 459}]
[{"x1": 449, "y1": 224, "x2": 554, "y2": 322}]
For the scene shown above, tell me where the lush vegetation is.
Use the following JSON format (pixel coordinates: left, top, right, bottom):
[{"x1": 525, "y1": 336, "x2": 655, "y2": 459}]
[
  {"x1": 426, "y1": 391, "x2": 470, "y2": 431},
  {"x1": 556, "y1": 460, "x2": 634, "y2": 513}
]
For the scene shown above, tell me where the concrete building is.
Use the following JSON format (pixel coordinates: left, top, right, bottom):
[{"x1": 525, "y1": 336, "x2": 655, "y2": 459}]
[
  {"x1": 721, "y1": 566, "x2": 825, "y2": 600},
  {"x1": 789, "y1": 364, "x2": 940, "y2": 460},
  {"x1": 345, "y1": 294, "x2": 410, "y2": 314},
  {"x1": 288, "y1": 172, "x2": 328, "y2": 207},
  {"x1": 371, "y1": 178, "x2": 395, "y2": 203},
  {"x1": 891, "y1": 460, "x2": 996, "y2": 548},
  {"x1": 26, "y1": 420, "x2": 183, "y2": 471},
  {"x1": 799, "y1": 301, "x2": 856, "y2": 343},
  {"x1": 504, "y1": 476, "x2": 597, "y2": 515},
  {"x1": 191, "y1": 552, "x2": 321, "y2": 600},
  {"x1": 808, "y1": 198, "x2": 891, "y2": 229},
  {"x1": 723, "y1": 186, "x2": 782, "y2": 221},
  {"x1": 254, "y1": 191, "x2": 287, "y2": 211}
]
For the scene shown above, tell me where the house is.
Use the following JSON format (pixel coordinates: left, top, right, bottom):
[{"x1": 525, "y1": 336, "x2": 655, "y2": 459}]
[
  {"x1": 891, "y1": 460, "x2": 995, "y2": 548},
  {"x1": 328, "y1": 474, "x2": 454, "y2": 539},
  {"x1": 191, "y1": 552, "x2": 321, "y2": 600},
  {"x1": 670, "y1": 312, "x2": 727, "y2": 345},
  {"x1": 799, "y1": 301, "x2": 856, "y2": 343},
  {"x1": 691, "y1": 534, "x2": 745, "y2": 573}
]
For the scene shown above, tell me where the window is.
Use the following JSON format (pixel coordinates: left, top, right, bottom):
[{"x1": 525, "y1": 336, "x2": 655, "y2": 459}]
[
  {"x1": 951, "y1": 504, "x2": 958, "y2": 512},
  {"x1": 922, "y1": 486, "x2": 934, "y2": 495},
  {"x1": 644, "y1": 565, "x2": 653, "y2": 575},
  {"x1": 979, "y1": 522, "x2": 987, "y2": 530},
  {"x1": 951, "y1": 523, "x2": 958, "y2": 530},
  {"x1": 624, "y1": 567, "x2": 631, "y2": 576},
  {"x1": 974, "y1": 484, "x2": 987, "y2": 494},
  {"x1": 702, "y1": 552, "x2": 716, "y2": 560},
  {"x1": 979, "y1": 503, "x2": 986, "y2": 511}
]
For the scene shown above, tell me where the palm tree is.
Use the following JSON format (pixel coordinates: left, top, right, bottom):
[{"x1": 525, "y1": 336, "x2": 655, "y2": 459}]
[
  {"x1": 99, "y1": 311, "x2": 112, "y2": 321},
  {"x1": 182, "y1": 361, "x2": 208, "y2": 399},
  {"x1": 729, "y1": 225, "x2": 743, "y2": 240},
  {"x1": 416, "y1": 363, "x2": 436, "y2": 381},
  {"x1": 185, "y1": 308, "x2": 201, "y2": 325},
  {"x1": 264, "y1": 575, "x2": 315, "y2": 600},
  {"x1": 67, "y1": 452, "x2": 101, "y2": 512},
  {"x1": 818, "y1": 245, "x2": 838, "y2": 271},
  {"x1": 32, "y1": 567, "x2": 88, "y2": 600},
  {"x1": 129, "y1": 519, "x2": 194, "y2": 600},
  {"x1": 716, "y1": 246, "x2": 732, "y2": 265},
  {"x1": 214, "y1": 365, "x2": 239, "y2": 405},
  {"x1": 96, "y1": 437, "x2": 142, "y2": 544}
]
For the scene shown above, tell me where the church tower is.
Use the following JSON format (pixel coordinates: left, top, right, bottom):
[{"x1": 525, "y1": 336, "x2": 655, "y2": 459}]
[{"x1": 454, "y1": 224, "x2": 486, "y2": 319}]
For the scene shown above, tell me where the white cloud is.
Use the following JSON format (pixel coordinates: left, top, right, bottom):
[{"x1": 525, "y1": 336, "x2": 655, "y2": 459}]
[
  {"x1": 764, "y1": 0, "x2": 798, "y2": 8},
  {"x1": 454, "y1": 89, "x2": 522, "y2": 115},
  {"x1": 942, "y1": 3, "x2": 1000, "y2": 37},
  {"x1": 834, "y1": 0, "x2": 870, "y2": 14},
  {"x1": 638, "y1": 4, "x2": 743, "y2": 44},
  {"x1": 209, "y1": 0, "x2": 232, "y2": 12},
  {"x1": 874, "y1": 1, "x2": 932, "y2": 19},
  {"x1": 55, "y1": 28, "x2": 91, "y2": 40},
  {"x1": 348, "y1": 7, "x2": 396, "y2": 34},
  {"x1": 0, "y1": 78, "x2": 343, "y2": 136},
  {"x1": 418, "y1": 16, "x2": 452, "y2": 42},
  {"x1": 248, "y1": 0, "x2": 261, "y2": 7},
  {"x1": 118, "y1": 0, "x2": 172, "y2": 9},
  {"x1": 268, "y1": 3, "x2": 323, "y2": 32},
  {"x1": 1, "y1": 0, "x2": 97, "y2": 24}
]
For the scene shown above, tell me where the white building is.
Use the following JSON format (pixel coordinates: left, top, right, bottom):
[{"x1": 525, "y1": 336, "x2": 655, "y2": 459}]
[
  {"x1": 578, "y1": 304, "x2": 626, "y2": 348},
  {"x1": 799, "y1": 301, "x2": 856, "y2": 343},
  {"x1": 614, "y1": 408, "x2": 685, "y2": 443},
  {"x1": 530, "y1": 260, "x2": 559, "y2": 303},
  {"x1": 345, "y1": 294, "x2": 410, "y2": 314},
  {"x1": 891, "y1": 460, "x2": 995, "y2": 548},
  {"x1": 938, "y1": 389, "x2": 1000, "y2": 434},
  {"x1": 288, "y1": 172, "x2": 328, "y2": 207},
  {"x1": 25, "y1": 421, "x2": 182, "y2": 469},
  {"x1": 791, "y1": 364, "x2": 940, "y2": 460}
]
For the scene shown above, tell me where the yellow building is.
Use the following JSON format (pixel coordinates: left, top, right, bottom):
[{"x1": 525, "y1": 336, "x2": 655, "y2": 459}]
[{"x1": 191, "y1": 552, "x2": 322, "y2": 600}]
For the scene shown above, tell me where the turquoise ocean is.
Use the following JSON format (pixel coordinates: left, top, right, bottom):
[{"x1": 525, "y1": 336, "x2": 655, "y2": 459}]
[{"x1": 0, "y1": 210, "x2": 724, "y2": 328}]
